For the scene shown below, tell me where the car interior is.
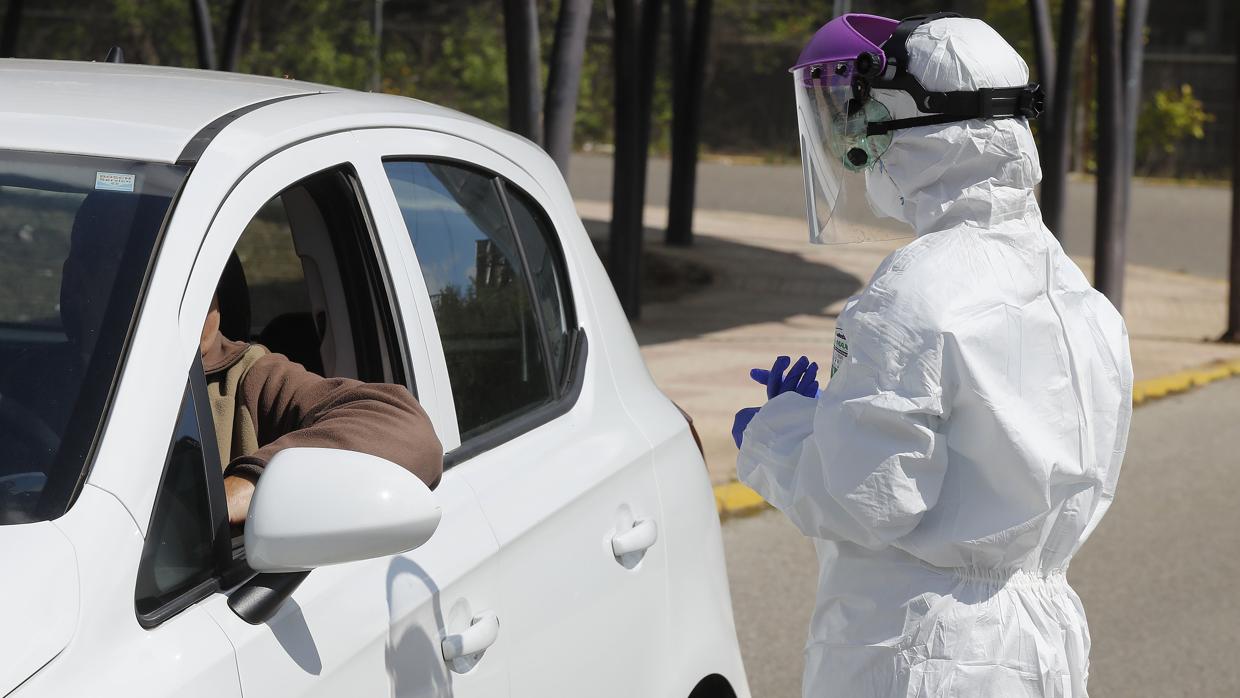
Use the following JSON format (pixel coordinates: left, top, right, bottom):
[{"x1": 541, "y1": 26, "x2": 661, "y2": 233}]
[
  {"x1": 213, "y1": 168, "x2": 404, "y2": 388},
  {"x1": 205, "y1": 167, "x2": 408, "y2": 562}
]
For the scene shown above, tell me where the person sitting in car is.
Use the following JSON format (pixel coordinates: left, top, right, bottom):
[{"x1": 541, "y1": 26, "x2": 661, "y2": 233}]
[
  {"x1": 200, "y1": 286, "x2": 448, "y2": 528},
  {"x1": 5, "y1": 191, "x2": 442, "y2": 527},
  {"x1": 199, "y1": 288, "x2": 443, "y2": 528}
]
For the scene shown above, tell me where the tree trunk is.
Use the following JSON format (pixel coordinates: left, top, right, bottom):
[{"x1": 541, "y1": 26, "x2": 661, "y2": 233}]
[
  {"x1": 544, "y1": 0, "x2": 593, "y2": 176},
  {"x1": 1118, "y1": 0, "x2": 1149, "y2": 249},
  {"x1": 370, "y1": 0, "x2": 383, "y2": 90},
  {"x1": 190, "y1": 0, "x2": 217, "y2": 70},
  {"x1": 1040, "y1": 0, "x2": 1079, "y2": 239},
  {"x1": 1028, "y1": 0, "x2": 1054, "y2": 95},
  {"x1": 669, "y1": 0, "x2": 686, "y2": 66},
  {"x1": 1225, "y1": 8, "x2": 1240, "y2": 341},
  {"x1": 221, "y1": 0, "x2": 252, "y2": 72},
  {"x1": 0, "y1": 0, "x2": 23, "y2": 58},
  {"x1": 636, "y1": 0, "x2": 663, "y2": 158},
  {"x1": 1027, "y1": 0, "x2": 1054, "y2": 181},
  {"x1": 1093, "y1": 0, "x2": 1125, "y2": 309},
  {"x1": 503, "y1": 0, "x2": 542, "y2": 144},
  {"x1": 631, "y1": 0, "x2": 664, "y2": 263},
  {"x1": 610, "y1": 0, "x2": 644, "y2": 318},
  {"x1": 665, "y1": 0, "x2": 711, "y2": 247}
]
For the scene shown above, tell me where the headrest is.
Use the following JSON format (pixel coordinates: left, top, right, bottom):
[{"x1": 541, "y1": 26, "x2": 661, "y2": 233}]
[{"x1": 215, "y1": 251, "x2": 251, "y2": 341}]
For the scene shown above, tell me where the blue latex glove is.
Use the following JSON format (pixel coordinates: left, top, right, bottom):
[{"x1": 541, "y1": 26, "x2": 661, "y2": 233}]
[
  {"x1": 734, "y1": 356, "x2": 821, "y2": 449},
  {"x1": 750, "y1": 355, "x2": 819, "y2": 399},
  {"x1": 732, "y1": 407, "x2": 760, "y2": 448}
]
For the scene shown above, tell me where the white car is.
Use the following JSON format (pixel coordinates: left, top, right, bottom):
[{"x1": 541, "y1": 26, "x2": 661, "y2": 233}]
[{"x1": 0, "y1": 60, "x2": 749, "y2": 698}]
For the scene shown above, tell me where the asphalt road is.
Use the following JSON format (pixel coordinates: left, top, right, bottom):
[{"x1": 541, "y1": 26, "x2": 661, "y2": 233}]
[
  {"x1": 723, "y1": 377, "x2": 1240, "y2": 698},
  {"x1": 567, "y1": 153, "x2": 1232, "y2": 280}
]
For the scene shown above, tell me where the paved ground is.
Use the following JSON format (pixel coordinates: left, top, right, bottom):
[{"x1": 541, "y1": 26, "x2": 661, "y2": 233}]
[
  {"x1": 567, "y1": 153, "x2": 1233, "y2": 279},
  {"x1": 723, "y1": 377, "x2": 1240, "y2": 697}
]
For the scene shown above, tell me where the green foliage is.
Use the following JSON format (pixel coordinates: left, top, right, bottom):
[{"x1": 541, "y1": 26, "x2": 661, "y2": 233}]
[
  {"x1": 571, "y1": 38, "x2": 616, "y2": 145},
  {"x1": 976, "y1": 0, "x2": 1039, "y2": 72},
  {"x1": 381, "y1": 4, "x2": 509, "y2": 127},
  {"x1": 1081, "y1": 84, "x2": 1214, "y2": 175},
  {"x1": 13, "y1": 0, "x2": 1222, "y2": 178},
  {"x1": 375, "y1": 1, "x2": 667, "y2": 151},
  {"x1": 1135, "y1": 84, "x2": 1214, "y2": 172},
  {"x1": 109, "y1": 0, "x2": 197, "y2": 65},
  {"x1": 240, "y1": 0, "x2": 375, "y2": 88}
]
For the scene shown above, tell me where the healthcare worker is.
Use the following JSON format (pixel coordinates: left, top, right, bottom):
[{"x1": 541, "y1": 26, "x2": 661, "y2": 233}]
[{"x1": 733, "y1": 13, "x2": 1132, "y2": 697}]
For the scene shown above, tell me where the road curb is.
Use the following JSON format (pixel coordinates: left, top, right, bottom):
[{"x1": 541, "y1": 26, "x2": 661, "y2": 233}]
[
  {"x1": 714, "y1": 481, "x2": 768, "y2": 520},
  {"x1": 714, "y1": 358, "x2": 1240, "y2": 519},
  {"x1": 1131, "y1": 358, "x2": 1240, "y2": 405}
]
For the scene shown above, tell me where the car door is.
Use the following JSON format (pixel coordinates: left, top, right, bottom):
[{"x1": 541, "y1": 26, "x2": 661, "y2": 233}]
[
  {"x1": 13, "y1": 369, "x2": 244, "y2": 698},
  {"x1": 177, "y1": 133, "x2": 508, "y2": 697},
  {"x1": 360, "y1": 128, "x2": 672, "y2": 697}
]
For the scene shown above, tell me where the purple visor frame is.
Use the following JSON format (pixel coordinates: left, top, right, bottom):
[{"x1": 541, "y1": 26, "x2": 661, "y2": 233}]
[{"x1": 790, "y1": 13, "x2": 899, "y2": 74}]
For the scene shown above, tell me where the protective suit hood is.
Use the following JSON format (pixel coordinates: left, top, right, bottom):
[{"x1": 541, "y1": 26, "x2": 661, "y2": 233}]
[{"x1": 869, "y1": 17, "x2": 1042, "y2": 234}]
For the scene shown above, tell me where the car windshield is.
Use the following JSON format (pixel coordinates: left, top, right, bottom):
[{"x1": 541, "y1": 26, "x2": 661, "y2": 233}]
[{"x1": 0, "y1": 150, "x2": 187, "y2": 524}]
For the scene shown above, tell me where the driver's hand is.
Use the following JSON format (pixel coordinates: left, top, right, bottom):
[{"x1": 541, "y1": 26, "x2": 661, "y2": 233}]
[{"x1": 224, "y1": 473, "x2": 257, "y2": 529}]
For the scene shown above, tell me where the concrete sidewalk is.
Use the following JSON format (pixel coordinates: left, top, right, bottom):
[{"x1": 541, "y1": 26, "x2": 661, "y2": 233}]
[{"x1": 576, "y1": 200, "x2": 1240, "y2": 485}]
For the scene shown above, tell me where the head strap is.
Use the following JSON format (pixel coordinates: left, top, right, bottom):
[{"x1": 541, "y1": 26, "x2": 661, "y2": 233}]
[
  {"x1": 862, "y1": 12, "x2": 1043, "y2": 136},
  {"x1": 879, "y1": 12, "x2": 961, "y2": 78},
  {"x1": 867, "y1": 84, "x2": 1045, "y2": 135}
]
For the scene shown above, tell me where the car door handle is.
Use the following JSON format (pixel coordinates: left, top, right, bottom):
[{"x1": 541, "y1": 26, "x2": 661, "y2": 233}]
[
  {"x1": 441, "y1": 611, "x2": 500, "y2": 668},
  {"x1": 612, "y1": 519, "x2": 658, "y2": 557}
]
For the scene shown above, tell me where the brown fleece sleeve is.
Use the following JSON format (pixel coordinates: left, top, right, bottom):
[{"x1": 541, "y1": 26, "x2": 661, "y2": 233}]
[{"x1": 222, "y1": 353, "x2": 443, "y2": 489}]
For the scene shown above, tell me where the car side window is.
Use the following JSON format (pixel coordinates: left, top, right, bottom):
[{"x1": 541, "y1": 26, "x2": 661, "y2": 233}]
[
  {"x1": 503, "y1": 183, "x2": 573, "y2": 383},
  {"x1": 135, "y1": 370, "x2": 227, "y2": 626},
  {"x1": 220, "y1": 167, "x2": 407, "y2": 386},
  {"x1": 383, "y1": 160, "x2": 554, "y2": 441},
  {"x1": 233, "y1": 196, "x2": 311, "y2": 339}
]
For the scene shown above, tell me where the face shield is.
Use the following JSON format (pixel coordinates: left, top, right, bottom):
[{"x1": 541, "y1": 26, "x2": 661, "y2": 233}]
[
  {"x1": 792, "y1": 12, "x2": 1045, "y2": 244},
  {"x1": 793, "y1": 63, "x2": 909, "y2": 244}
]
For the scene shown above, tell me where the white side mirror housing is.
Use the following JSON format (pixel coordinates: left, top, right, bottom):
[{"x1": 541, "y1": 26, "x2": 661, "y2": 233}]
[{"x1": 244, "y1": 447, "x2": 441, "y2": 573}]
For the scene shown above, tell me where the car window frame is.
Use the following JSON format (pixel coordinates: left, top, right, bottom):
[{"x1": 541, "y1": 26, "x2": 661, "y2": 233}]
[
  {"x1": 379, "y1": 155, "x2": 586, "y2": 469},
  {"x1": 207, "y1": 163, "x2": 413, "y2": 558},
  {"x1": 178, "y1": 138, "x2": 425, "y2": 408},
  {"x1": 134, "y1": 353, "x2": 231, "y2": 628},
  {"x1": 494, "y1": 178, "x2": 560, "y2": 395},
  {"x1": 138, "y1": 143, "x2": 424, "y2": 625},
  {"x1": 498, "y1": 178, "x2": 577, "y2": 385}
]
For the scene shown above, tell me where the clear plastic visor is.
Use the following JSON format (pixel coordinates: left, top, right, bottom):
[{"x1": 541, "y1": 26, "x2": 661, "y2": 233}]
[{"x1": 793, "y1": 66, "x2": 910, "y2": 244}]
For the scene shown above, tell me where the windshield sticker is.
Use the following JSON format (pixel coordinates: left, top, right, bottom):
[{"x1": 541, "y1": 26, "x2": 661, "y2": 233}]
[{"x1": 95, "y1": 172, "x2": 136, "y2": 192}]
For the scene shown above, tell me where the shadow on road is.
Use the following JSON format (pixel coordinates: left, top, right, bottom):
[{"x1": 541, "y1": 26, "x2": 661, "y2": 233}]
[{"x1": 581, "y1": 217, "x2": 863, "y2": 346}]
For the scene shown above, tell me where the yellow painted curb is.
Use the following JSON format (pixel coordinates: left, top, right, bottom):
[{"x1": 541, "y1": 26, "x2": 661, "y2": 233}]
[
  {"x1": 1132, "y1": 359, "x2": 1240, "y2": 408},
  {"x1": 714, "y1": 481, "x2": 767, "y2": 519}
]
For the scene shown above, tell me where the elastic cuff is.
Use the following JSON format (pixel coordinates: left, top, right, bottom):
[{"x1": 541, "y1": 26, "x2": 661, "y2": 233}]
[
  {"x1": 744, "y1": 392, "x2": 817, "y2": 456},
  {"x1": 223, "y1": 459, "x2": 265, "y2": 482}
]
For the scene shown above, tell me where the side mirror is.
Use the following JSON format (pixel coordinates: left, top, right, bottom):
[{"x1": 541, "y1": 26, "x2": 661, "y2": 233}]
[{"x1": 244, "y1": 447, "x2": 441, "y2": 573}]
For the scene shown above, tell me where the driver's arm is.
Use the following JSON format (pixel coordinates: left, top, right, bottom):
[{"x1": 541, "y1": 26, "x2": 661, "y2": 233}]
[{"x1": 222, "y1": 352, "x2": 443, "y2": 525}]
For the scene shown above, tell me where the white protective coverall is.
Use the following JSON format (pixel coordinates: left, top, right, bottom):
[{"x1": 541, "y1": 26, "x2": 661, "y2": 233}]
[{"x1": 738, "y1": 18, "x2": 1132, "y2": 698}]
